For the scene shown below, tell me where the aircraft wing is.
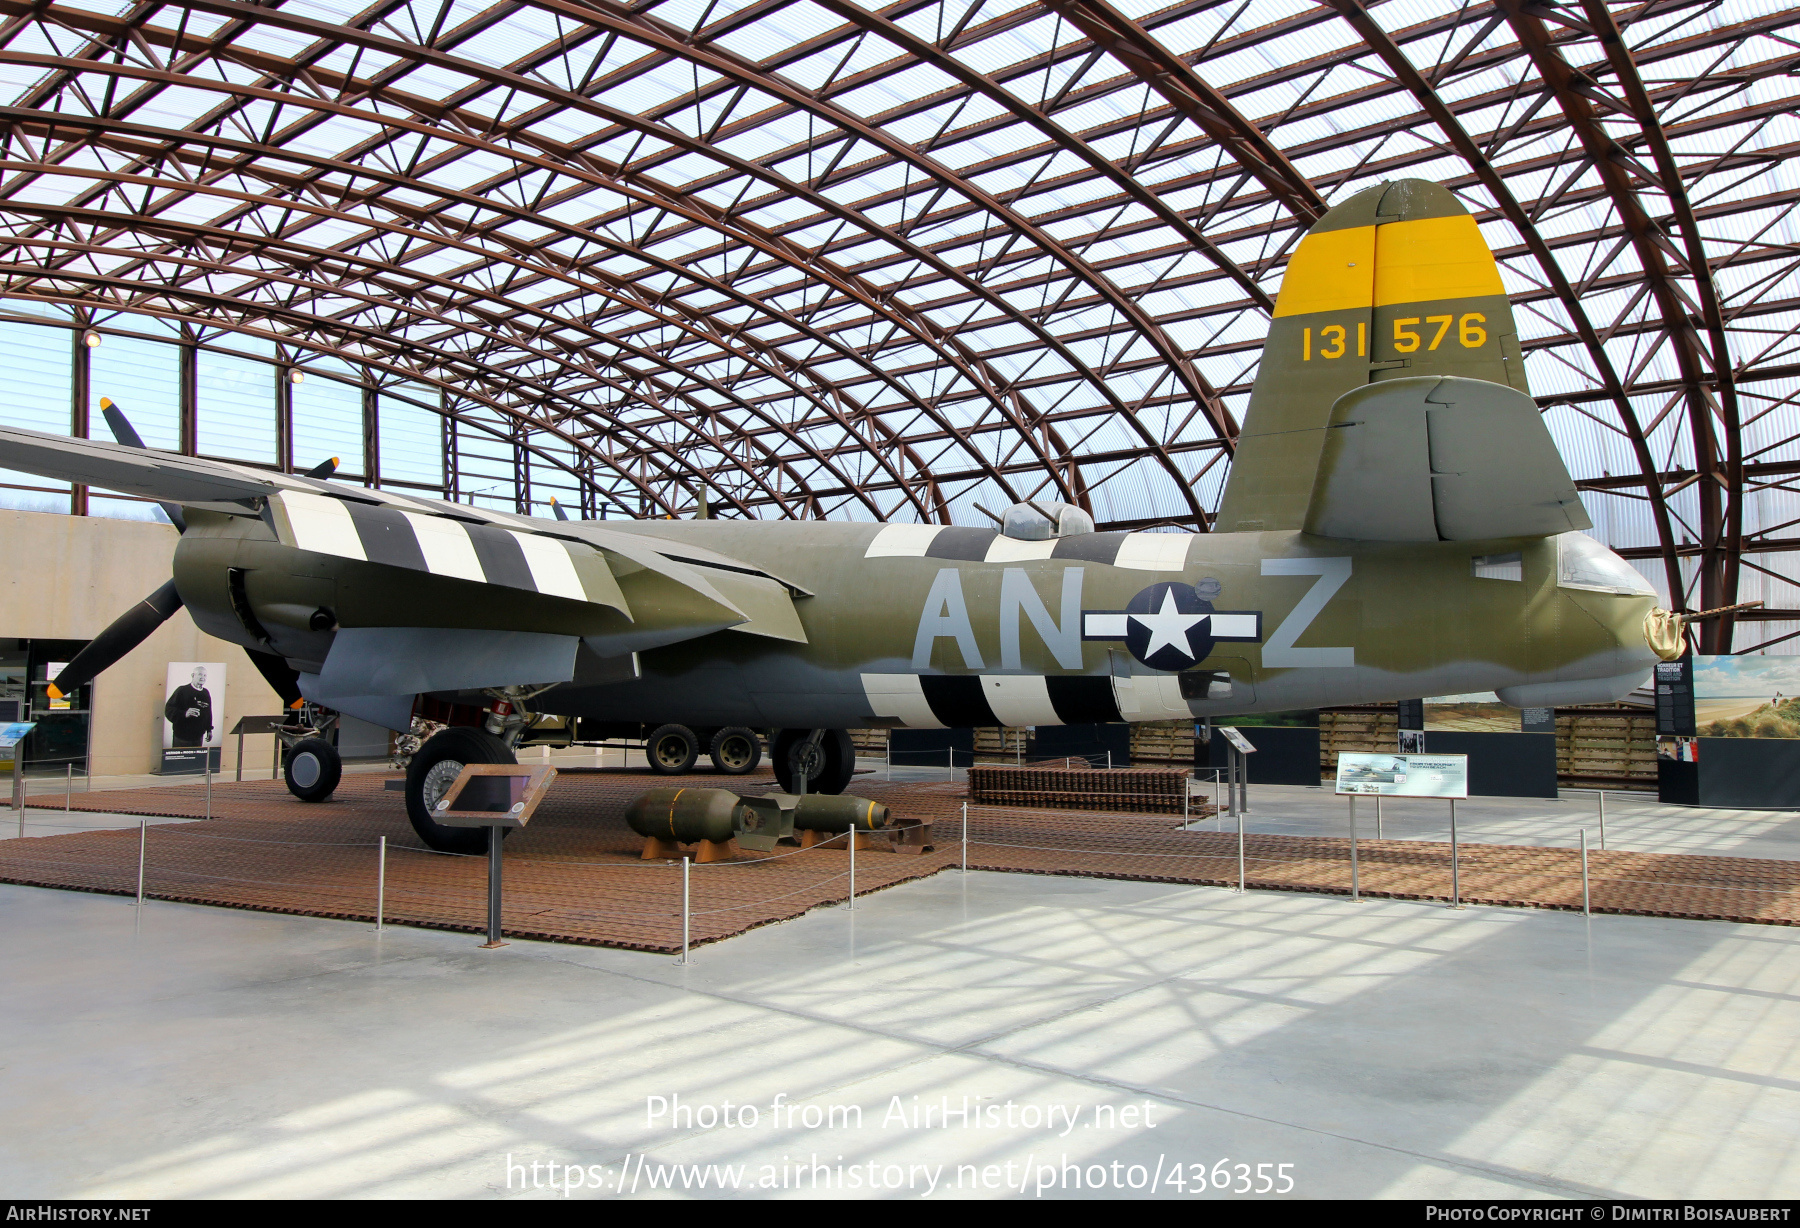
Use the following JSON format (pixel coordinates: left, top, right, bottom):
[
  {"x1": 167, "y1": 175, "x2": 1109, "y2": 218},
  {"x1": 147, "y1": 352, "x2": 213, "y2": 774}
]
[
  {"x1": 0, "y1": 424, "x2": 809, "y2": 661},
  {"x1": 1306, "y1": 376, "x2": 1592, "y2": 541},
  {"x1": 0, "y1": 421, "x2": 278, "y2": 509}
]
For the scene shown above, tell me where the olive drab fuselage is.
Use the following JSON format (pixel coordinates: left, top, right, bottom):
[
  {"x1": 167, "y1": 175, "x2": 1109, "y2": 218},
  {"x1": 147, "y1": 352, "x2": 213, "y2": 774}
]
[{"x1": 170, "y1": 512, "x2": 1658, "y2": 731}]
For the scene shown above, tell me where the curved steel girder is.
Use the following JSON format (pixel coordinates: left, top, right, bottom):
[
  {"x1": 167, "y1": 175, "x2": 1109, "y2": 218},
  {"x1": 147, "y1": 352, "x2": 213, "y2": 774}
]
[
  {"x1": 1034, "y1": 0, "x2": 1326, "y2": 225},
  {"x1": 0, "y1": 7, "x2": 1119, "y2": 514},
  {"x1": 73, "y1": 0, "x2": 1208, "y2": 520},
  {"x1": 1571, "y1": 0, "x2": 1747, "y2": 648},
  {"x1": 0, "y1": 56, "x2": 1059, "y2": 519},
  {"x1": 717, "y1": 11, "x2": 1798, "y2": 325},
  {"x1": 0, "y1": 238, "x2": 792, "y2": 519},
  {"x1": 0, "y1": 168, "x2": 877, "y2": 523},
  {"x1": 0, "y1": 274, "x2": 690, "y2": 516},
  {"x1": 808, "y1": 0, "x2": 1274, "y2": 316},
  {"x1": 1497, "y1": 0, "x2": 1739, "y2": 636},
  {"x1": 1313, "y1": 0, "x2": 1692, "y2": 606},
  {"x1": 0, "y1": 88, "x2": 1009, "y2": 523}
]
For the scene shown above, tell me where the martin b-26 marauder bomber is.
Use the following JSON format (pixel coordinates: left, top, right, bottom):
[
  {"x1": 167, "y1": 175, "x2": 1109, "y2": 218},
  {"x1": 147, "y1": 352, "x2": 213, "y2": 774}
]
[{"x1": 0, "y1": 180, "x2": 1679, "y2": 853}]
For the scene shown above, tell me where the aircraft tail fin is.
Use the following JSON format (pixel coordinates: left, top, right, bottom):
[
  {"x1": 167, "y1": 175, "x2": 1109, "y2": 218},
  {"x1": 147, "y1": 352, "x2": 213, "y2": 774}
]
[{"x1": 1217, "y1": 179, "x2": 1530, "y2": 533}]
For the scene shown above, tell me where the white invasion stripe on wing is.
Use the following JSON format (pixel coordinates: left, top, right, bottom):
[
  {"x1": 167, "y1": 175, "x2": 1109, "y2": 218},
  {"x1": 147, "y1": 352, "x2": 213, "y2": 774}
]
[
  {"x1": 983, "y1": 536, "x2": 1058, "y2": 562},
  {"x1": 283, "y1": 492, "x2": 366, "y2": 561},
  {"x1": 982, "y1": 675, "x2": 1060, "y2": 727},
  {"x1": 864, "y1": 523, "x2": 944, "y2": 558},
  {"x1": 1112, "y1": 532, "x2": 1193, "y2": 571},
  {"x1": 510, "y1": 531, "x2": 587, "y2": 601},
  {"x1": 861, "y1": 673, "x2": 943, "y2": 728},
  {"x1": 401, "y1": 511, "x2": 484, "y2": 582}
]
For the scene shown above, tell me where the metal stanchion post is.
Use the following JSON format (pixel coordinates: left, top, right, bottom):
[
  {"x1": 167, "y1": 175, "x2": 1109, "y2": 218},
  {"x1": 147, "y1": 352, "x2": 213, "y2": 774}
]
[
  {"x1": 12, "y1": 753, "x2": 22, "y2": 836},
  {"x1": 847, "y1": 824, "x2": 856, "y2": 910},
  {"x1": 948, "y1": 747, "x2": 953, "y2": 782},
  {"x1": 480, "y1": 826, "x2": 506, "y2": 948},
  {"x1": 136, "y1": 819, "x2": 146, "y2": 906},
  {"x1": 679, "y1": 856, "x2": 690, "y2": 965},
  {"x1": 1580, "y1": 829, "x2": 1591, "y2": 918},
  {"x1": 1598, "y1": 791, "x2": 1607, "y2": 851},
  {"x1": 1107, "y1": 750, "x2": 1112, "y2": 771},
  {"x1": 1449, "y1": 799, "x2": 1462, "y2": 909},
  {"x1": 1376, "y1": 794, "x2": 1383, "y2": 840},
  {"x1": 236, "y1": 730, "x2": 244, "y2": 783},
  {"x1": 1349, "y1": 795, "x2": 1359, "y2": 901},
  {"x1": 65, "y1": 763, "x2": 71, "y2": 812},
  {"x1": 376, "y1": 835, "x2": 386, "y2": 933},
  {"x1": 205, "y1": 767, "x2": 212, "y2": 820},
  {"x1": 1236, "y1": 808, "x2": 1245, "y2": 893},
  {"x1": 961, "y1": 801, "x2": 969, "y2": 873}
]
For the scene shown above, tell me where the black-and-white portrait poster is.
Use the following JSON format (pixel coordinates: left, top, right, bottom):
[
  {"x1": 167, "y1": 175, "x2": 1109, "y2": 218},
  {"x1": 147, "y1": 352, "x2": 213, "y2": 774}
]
[{"x1": 163, "y1": 661, "x2": 224, "y2": 750}]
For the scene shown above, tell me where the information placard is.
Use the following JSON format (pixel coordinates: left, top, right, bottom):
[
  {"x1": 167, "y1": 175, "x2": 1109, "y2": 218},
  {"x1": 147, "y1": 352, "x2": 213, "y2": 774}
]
[
  {"x1": 0, "y1": 721, "x2": 36, "y2": 749},
  {"x1": 1335, "y1": 752, "x2": 1468, "y2": 798},
  {"x1": 1216, "y1": 726, "x2": 1257, "y2": 754}
]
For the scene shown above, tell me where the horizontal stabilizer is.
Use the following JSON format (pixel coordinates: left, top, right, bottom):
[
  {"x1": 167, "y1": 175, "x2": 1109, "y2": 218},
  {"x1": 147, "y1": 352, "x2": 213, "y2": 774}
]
[
  {"x1": 1306, "y1": 376, "x2": 1590, "y2": 542},
  {"x1": 0, "y1": 423, "x2": 275, "y2": 506}
]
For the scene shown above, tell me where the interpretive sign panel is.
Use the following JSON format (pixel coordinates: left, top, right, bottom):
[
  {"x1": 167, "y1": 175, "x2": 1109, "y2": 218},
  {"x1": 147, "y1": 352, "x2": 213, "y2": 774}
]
[
  {"x1": 1216, "y1": 726, "x2": 1257, "y2": 754},
  {"x1": 0, "y1": 721, "x2": 35, "y2": 749},
  {"x1": 1335, "y1": 752, "x2": 1468, "y2": 798}
]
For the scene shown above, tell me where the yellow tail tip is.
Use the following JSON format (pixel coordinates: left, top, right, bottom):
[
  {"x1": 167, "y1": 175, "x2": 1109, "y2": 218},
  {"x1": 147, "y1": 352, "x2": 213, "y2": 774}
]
[
  {"x1": 289, "y1": 698, "x2": 304, "y2": 710},
  {"x1": 98, "y1": 397, "x2": 112, "y2": 409},
  {"x1": 46, "y1": 683, "x2": 64, "y2": 700}
]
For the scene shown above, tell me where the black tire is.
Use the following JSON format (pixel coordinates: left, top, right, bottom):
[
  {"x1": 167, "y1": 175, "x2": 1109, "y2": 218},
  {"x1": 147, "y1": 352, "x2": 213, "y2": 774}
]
[
  {"x1": 405, "y1": 726, "x2": 515, "y2": 854},
  {"x1": 283, "y1": 737, "x2": 341, "y2": 802},
  {"x1": 709, "y1": 727, "x2": 762, "y2": 775},
  {"x1": 772, "y1": 728, "x2": 855, "y2": 795},
  {"x1": 646, "y1": 723, "x2": 700, "y2": 775}
]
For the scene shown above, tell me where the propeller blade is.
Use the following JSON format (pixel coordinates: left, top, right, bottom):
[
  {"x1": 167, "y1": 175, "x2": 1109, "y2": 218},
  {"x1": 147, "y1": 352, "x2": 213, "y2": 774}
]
[
  {"x1": 48, "y1": 579, "x2": 184, "y2": 699},
  {"x1": 550, "y1": 497, "x2": 569, "y2": 521},
  {"x1": 304, "y1": 456, "x2": 339, "y2": 479},
  {"x1": 97, "y1": 397, "x2": 187, "y2": 532}
]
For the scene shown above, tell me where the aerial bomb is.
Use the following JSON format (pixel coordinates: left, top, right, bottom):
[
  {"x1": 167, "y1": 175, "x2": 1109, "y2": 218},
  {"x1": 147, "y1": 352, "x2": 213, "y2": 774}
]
[
  {"x1": 789, "y1": 793, "x2": 889, "y2": 833},
  {"x1": 625, "y1": 787, "x2": 749, "y2": 845}
]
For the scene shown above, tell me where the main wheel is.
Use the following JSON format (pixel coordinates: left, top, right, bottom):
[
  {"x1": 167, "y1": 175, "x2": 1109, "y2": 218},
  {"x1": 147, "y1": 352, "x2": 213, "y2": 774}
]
[
  {"x1": 405, "y1": 726, "x2": 515, "y2": 854},
  {"x1": 646, "y1": 724, "x2": 700, "y2": 775},
  {"x1": 284, "y1": 737, "x2": 342, "y2": 802},
  {"x1": 772, "y1": 728, "x2": 855, "y2": 795},
  {"x1": 708, "y1": 727, "x2": 762, "y2": 775}
]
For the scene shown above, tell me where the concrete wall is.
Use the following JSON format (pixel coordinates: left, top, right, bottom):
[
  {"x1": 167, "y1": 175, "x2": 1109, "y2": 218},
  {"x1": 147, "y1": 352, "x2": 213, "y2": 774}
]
[{"x1": 0, "y1": 509, "x2": 284, "y2": 776}]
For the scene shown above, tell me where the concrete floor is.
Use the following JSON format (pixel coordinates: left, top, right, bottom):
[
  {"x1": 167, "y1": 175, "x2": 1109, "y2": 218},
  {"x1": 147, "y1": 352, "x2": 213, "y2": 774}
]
[{"x1": 4, "y1": 865, "x2": 1800, "y2": 1199}]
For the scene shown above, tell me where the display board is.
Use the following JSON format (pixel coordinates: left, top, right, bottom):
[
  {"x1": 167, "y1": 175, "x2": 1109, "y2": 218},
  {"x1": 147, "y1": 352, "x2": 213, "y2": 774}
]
[
  {"x1": 1335, "y1": 752, "x2": 1469, "y2": 798},
  {"x1": 1692, "y1": 656, "x2": 1800, "y2": 738},
  {"x1": 162, "y1": 661, "x2": 224, "y2": 774}
]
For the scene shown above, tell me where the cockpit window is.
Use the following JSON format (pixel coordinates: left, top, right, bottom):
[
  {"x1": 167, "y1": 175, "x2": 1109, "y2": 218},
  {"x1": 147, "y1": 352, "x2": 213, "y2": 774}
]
[{"x1": 1557, "y1": 533, "x2": 1655, "y2": 596}]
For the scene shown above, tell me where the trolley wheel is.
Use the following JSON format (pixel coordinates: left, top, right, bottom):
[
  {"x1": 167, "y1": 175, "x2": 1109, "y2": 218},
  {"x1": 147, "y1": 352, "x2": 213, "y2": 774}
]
[
  {"x1": 646, "y1": 724, "x2": 701, "y2": 775},
  {"x1": 772, "y1": 728, "x2": 855, "y2": 795},
  {"x1": 405, "y1": 726, "x2": 515, "y2": 854},
  {"x1": 283, "y1": 737, "x2": 342, "y2": 802},
  {"x1": 708, "y1": 727, "x2": 762, "y2": 775}
]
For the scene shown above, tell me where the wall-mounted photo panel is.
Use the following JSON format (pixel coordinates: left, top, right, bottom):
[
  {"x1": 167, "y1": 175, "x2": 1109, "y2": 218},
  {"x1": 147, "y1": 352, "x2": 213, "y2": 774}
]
[
  {"x1": 1423, "y1": 692, "x2": 1520, "y2": 733},
  {"x1": 162, "y1": 661, "x2": 224, "y2": 774},
  {"x1": 1692, "y1": 656, "x2": 1800, "y2": 739}
]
